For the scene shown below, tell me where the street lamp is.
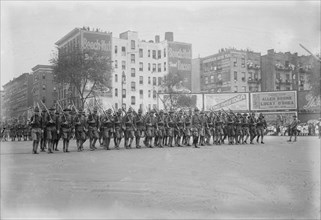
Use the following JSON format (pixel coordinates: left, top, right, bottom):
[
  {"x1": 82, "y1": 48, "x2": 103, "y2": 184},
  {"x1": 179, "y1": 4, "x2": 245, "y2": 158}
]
[{"x1": 121, "y1": 71, "x2": 126, "y2": 109}]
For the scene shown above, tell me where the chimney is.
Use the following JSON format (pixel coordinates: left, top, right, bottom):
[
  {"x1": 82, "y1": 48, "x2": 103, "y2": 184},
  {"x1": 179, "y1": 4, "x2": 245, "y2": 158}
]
[
  {"x1": 155, "y1": 35, "x2": 160, "y2": 43},
  {"x1": 165, "y1": 32, "x2": 174, "y2": 42}
]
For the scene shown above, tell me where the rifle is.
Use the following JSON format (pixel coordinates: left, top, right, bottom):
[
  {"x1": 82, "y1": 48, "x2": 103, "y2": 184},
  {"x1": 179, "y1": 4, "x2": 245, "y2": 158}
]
[
  {"x1": 40, "y1": 101, "x2": 53, "y2": 121},
  {"x1": 56, "y1": 100, "x2": 67, "y2": 118},
  {"x1": 71, "y1": 101, "x2": 79, "y2": 114},
  {"x1": 228, "y1": 108, "x2": 237, "y2": 117}
]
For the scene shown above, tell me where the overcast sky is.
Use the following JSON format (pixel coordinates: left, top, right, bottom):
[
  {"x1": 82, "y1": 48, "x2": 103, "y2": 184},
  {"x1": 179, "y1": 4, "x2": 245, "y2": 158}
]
[{"x1": 1, "y1": 1, "x2": 320, "y2": 89}]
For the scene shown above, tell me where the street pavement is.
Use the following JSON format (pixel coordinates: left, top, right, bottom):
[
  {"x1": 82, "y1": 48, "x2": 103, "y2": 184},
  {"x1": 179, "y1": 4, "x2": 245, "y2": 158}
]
[{"x1": 1, "y1": 136, "x2": 320, "y2": 219}]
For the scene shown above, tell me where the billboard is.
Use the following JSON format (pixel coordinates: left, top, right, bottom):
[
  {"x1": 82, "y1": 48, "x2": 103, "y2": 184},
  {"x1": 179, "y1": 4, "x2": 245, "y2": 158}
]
[
  {"x1": 168, "y1": 42, "x2": 192, "y2": 91},
  {"x1": 204, "y1": 93, "x2": 249, "y2": 111},
  {"x1": 250, "y1": 91, "x2": 297, "y2": 111},
  {"x1": 298, "y1": 91, "x2": 320, "y2": 112},
  {"x1": 82, "y1": 31, "x2": 113, "y2": 97},
  {"x1": 258, "y1": 111, "x2": 297, "y2": 126},
  {"x1": 158, "y1": 93, "x2": 203, "y2": 111}
]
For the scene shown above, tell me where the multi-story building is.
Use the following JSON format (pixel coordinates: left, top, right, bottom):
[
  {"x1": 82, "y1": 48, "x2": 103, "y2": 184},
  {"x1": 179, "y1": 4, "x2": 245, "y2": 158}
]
[
  {"x1": 198, "y1": 48, "x2": 261, "y2": 93},
  {"x1": 261, "y1": 49, "x2": 313, "y2": 92},
  {"x1": 55, "y1": 27, "x2": 192, "y2": 110},
  {"x1": 191, "y1": 58, "x2": 201, "y2": 93},
  {"x1": 2, "y1": 73, "x2": 33, "y2": 119},
  {"x1": 0, "y1": 90, "x2": 5, "y2": 120},
  {"x1": 31, "y1": 65, "x2": 57, "y2": 108}
]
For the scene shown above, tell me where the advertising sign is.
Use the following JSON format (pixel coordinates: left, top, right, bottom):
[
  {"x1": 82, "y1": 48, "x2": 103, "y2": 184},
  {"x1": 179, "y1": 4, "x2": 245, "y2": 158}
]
[
  {"x1": 298, "y1": 91, "x2": 321, "y2": 112},
  {"x1": 158, "y1": 93, "x2": 203, "y2": 111},
  {"x1": 250, "y1": 91, "x2": 297, "y2": 111},
  {"x1": 168, "y1": 42, "x2": 192, "y2": 91},
  {"x1": 256, "y1": 111, "x2": 297, "y2": 126},
  {"x1": 204, "y1": 93, "x2": 249, "y2": 111},
  {"x1": 82, "y1": 31, "x2": 112, "y2": 97}
]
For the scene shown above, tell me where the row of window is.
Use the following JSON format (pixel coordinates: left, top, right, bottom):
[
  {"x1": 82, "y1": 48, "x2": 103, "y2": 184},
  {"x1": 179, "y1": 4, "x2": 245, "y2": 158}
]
[
  {"x1": 114, "y1": 74, "x2": 163, "y2": 86},
  {"x1": 204, "y1": 71, "x2": 260, "y2": 85},
  {"x1": 115, "y1": 45, "x2": 166, "y2": 59},
  {"x1": 114, "y1": 60, "x2": 167, "y2": 72},
  {"x1": 114, "y1": 89, "x2": 159, "y2": 101}
]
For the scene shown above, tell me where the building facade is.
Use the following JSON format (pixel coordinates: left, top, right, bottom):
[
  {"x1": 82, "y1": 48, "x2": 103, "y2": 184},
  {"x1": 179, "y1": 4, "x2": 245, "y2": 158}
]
[
  {"x1": 198, "y1": 49, "x2": 261, "y2": 93},
  {"x1": 261, "y1": 49, "x2": 313, "y2": 92},
  {"x1": 2, "y1": 73, "x2": 33, "y2": 119},
  {"x1": 55, "y1": 27, "x2": 192, "y2": 110},
  {"x1": 31, "y1": 65, "x2": 57, "y2": 108},
  {"x1": 0, "y1": 90, "x2": 5, "y2": 120}
]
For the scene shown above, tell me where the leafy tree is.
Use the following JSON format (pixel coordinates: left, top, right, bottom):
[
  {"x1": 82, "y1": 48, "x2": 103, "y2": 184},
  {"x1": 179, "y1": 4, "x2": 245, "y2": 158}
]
[{"x1": 50, "y1": 46, "x2": 113, "y2": 108}]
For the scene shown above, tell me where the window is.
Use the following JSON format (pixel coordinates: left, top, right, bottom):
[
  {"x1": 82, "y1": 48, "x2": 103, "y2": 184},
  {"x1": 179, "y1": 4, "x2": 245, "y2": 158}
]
[
  {"x1": 139, "y1": 76, "x2": 143, "y2": 84},
  {"x1": 121, "y1": 46, "x2": 126, "y2": 56},
  {"x1": 152, "y1": 50, "x2": 156, "y2": 59},
  {"x1": 148, "y1": 63, "x2": 151, "y2": 71},
  {"x1": 164, "y1": 48, "x2": 166, "y2": 57},
  {"x1": 205, "y1": 76, "x2": 208, "y2": 84},
  {"x1": 153, "y1": 90, "x2": 156, "y2": 99},
  {"x1": 158, "y1": 50, "x2": 161, "y2": 59},
  {"x1": 131, "y1": 82, "x2": 136, "y2": 91},
  {"x1": 139, "y1": 62, "x2": 143, "y2": 71},
  {"x1": 42, "y1": 85, "x2": 46, "y2": 91},
  {"x1": 254, "y1": 73, "x2": 258, "y2": 80},
  {"x1": 115, "y1": 46, "x2": 118, "y2": 54},
  {"x1": 42, "y1": 74, "x2": 45, "y2": 80},
  {"x1": 115, "y1": 88, "x2": 118, "y2": 97},
  {"x1": 241, "y1": 57, "x2": 245, "y2": 67},
  {"x1": 158, "y1": 63, "x2": 161, "y2": 72},
  {"x1": 234, "y1": 86, "x2": 238, "y2": 92},
  {"x1": 122, "y1": 89, "x2": 126, "y2": 98},
  {"x1": 148, "y1": 50, "x2": 151, "y2": 57},
  {"x1": 218, "y1": 73, "x2": 222, "y2": 81},
  {"x1": 122, "y1": 61, "x2": 126, "y2": 70},
  {"x1": 131, "y1": 68, "x2": 136, "y2": 77},
  {"x1": 234, "y1": 71, "x2": 238, "y2": 81},
  {"x1": 148, "y1": 90, "x2": 151, "y2": 98},
  {"x1": 153, "y1": 77, "x2": 156, "y2": 85},
  {"x1": 122, "y1": 74, "x2": 126, "y2": 84},
  {"x1": 115, "y1": 60, "x2": 118, "y2": 68},
  {"x1": 164, "y1": 62, "x2": 167, "y2": 71},
  {"x1": 139, "y1": 49, "x2": 143, "y2": 58},
  {"x1": 242, "y1": 72, "x2": 246, "y2": 81},
  {"x1": 139, "y1": 90, "x2": 143, "y2": 99},
  {"x1": 148, "y1": 77, "x2": 151, "y2": 84},
  {"x1": 158, "y1": 77, "x2": 162, "y2": 85},
  {"x1": 210, "y1": 75, "x2": 214, "y2": 83},
  {"x1": 233, "y1": 57, "x2": 237, "y2": 67},
  {"x1": 242, "y1": 86, "x2": 246, "y2": 92},
  {"x1": 131, "y1": 96, "x2": 136, "y2": 105},
  {"x1": 131, "y1": 40, "x2": 135, "y2": 50},
  {"x1": 286, "y1": 87, "x2": 291, "y2": 90},
  {"x1": 131, "y1": 54, "x2": 135, "y2": 63},
  {"x1": 152, "y1": 63, "x2": 156, "y2": 72}
]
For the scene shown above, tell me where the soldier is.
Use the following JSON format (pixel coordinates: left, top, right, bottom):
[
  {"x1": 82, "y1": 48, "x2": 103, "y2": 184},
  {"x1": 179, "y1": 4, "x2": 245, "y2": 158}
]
[
  {"x1": 100, "y1": 109, "x2": 114, "y2": 150},
  {"x1": 183, "y1": 109, "x2": 192, "y2": 146},
  {"x1": 155, "y1": 110, "x2": 166, "y2": 147},
  {"x1": 207, "y1": 112, "x2": 215, "y2": 145},
  {"x1": 235, "y1": 113, "x2": 243, "y2": 144},
  {"x1": 53, "y1": 110, "x2": 61, "y2": 151},
  {"x1": 214, "y1": 111, "x2": 224, "y2": 145},
  {"x1": 46, "y1": 106, "x2": 59, "y2": 153},
  {"x1": 23, "y1": 118, "x2": 29, "y2": 141},
  {"x1": 134, "y1": 109, "x2": 145, "y2": 149},
  {"x1": 29, "y1": 106, "x2": 43, "y2": 154},
  {"x1": 10, "y1": 119, "x2": 17, "y2": 141},
  {"x1": 249, "y1": 112, "x2": 257, "y2": 144},
  {"x1": 60, "y1": 107, "x2": 73, "y2": 152},
  {"x1": 113, "y1": 108, "x2": 123, "y2": 150},
  {"x1": 226, "y1": 112, "x2": 235, "y2": 145},
  {"x1": 191, "y1": 107, "x2": 201, "y2": 148},
  {"x1": 199, "y1": 111, "x2": 207, "y2": 146},
  {"x1": 242, "y1": 113, "x2": 250, "y2": 144},
  {"x1": 124, "y1": 108, "x2": 136, "y2": 149},
  {"x1": 175, "y1": 110, "x2": 185, "y2": 147},
  {"x1": 287, "y1": 115, "x2": 300, "y2": 142},
  {"x1": 16, "y1": 117, "x2": 24, "y2": 141},
  {"x1": 222, "y1": 113, "x2": 228, "y2": 144},
  {"x1": 87, "y1": 107, "x2": 100, "y2": 151},
  {"x1": 144, "y1": 110, "x2": 156, "y2": 148},
  {"x1": 74, "y1": 108, "x2": 87, "y2": 151},
  {"x1": 40, "y1": 109, "x2": 47, "y2": 151},
  {"x1": 256, "y1": 113, "x2": 267, "y2": 144},
  {"x1": 163, "y1": 111, "x2": 169, "y2": 146},
  {"x1": 166, "y1": 109, "x2": 176, "y2": 147}
]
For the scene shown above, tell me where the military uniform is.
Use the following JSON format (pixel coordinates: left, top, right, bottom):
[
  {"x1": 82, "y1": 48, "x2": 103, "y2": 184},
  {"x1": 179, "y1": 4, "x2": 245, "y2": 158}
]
[
  {"x1": 134, "y1": 109, "x2": 145, "y2": 149},
  {"x1": 235, "y1": 113, "x2": 243, "y2": 144},
  {"x1": 191, "y1": 108, "x2": 201, "y2": 148},
  {"x1": 124, "y1": 108, "x2": 135, "y2": 149},
  {"x1": 87, "y1": 107, "x2": 100, "y2": 150},
  {"x1": 175, "y1": 110, "x2": 185, "y2": 147},
  {"x1": 155, "y1": 110, "x2": 166, "y2": 147},
  {"x1": 183, "y1": 110, "x2": 192, "y2": 146},
  {"x1": 249, "y1": 112, "x2": 257, "y2": 144},
  {"x1": 46, "y1": 107, "x2": 60, "y2": 153},
  {"x1": 144, "y1": 110, "x2": 156, "y2": 148},
  {"x1": 256, "y1": 113, "x2": 267, "y2": 144},
  {"x1": 242, "y1": 113, "x2": 250, "y2": 144},
  {"x1": 166, "y1": 110, "x2": 176, "y2": 147},
  {"x1": 29, "y1": 106, "x2": 43, "y2": 154},
  {"x1": 100, "y1": 109, "x2": 114, "y2": 150},
  {"x1": 60, "y1": 108, "x2": 73, "y2": 152},
  {"x1": 288, "y1": 115, "x2": 300, "y2": 142},
  {"x1": 113, "y1": 109, "x2": 123, "y2": 149},
  {"x1": 74, "y1": 109, "x2": 87, "y2": 151}
]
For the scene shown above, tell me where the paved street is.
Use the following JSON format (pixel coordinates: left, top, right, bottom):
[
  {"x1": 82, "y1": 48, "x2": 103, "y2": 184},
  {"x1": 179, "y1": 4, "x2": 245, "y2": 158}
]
[{"x1": 1, "y1": 136, "x2": 320, "y2": 219}]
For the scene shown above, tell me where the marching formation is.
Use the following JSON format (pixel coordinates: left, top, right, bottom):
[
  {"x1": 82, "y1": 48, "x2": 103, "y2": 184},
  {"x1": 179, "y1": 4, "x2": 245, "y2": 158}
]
[{"x1": 11, "y1": 104, "x2": 271, "y2": 154}]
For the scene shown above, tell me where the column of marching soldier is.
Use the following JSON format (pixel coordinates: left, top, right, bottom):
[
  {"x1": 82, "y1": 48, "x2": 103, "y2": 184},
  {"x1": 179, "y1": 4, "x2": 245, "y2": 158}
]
[{"x1": 16, "y1": 103, "x2": 270, "y2": 154}]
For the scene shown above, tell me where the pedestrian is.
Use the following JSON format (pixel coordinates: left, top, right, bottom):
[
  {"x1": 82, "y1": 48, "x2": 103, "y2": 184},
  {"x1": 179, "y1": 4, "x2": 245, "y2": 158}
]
[{"x1": 288, "y1": 115, "x2": 300, "y2": 142}]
